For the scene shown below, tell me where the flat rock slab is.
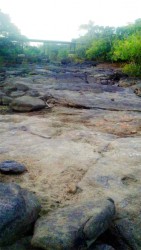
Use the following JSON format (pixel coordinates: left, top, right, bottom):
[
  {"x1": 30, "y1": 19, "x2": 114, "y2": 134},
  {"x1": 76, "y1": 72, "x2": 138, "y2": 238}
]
[
  {"x1": 11, "y1": 96, "x2": 46, "y2": 112},
  {"x1": 0, "y1": 183, "x2": 41, "y2": 246},
  {"x1": 45, "y1": 88, "x2": 141, "y2": 111},
  {"x1": 32, "y1": 199, "x2": 115, "y2": 250},
  {"x1": 4, "y1": 64, "x2": 141, "y2": 112},
  {"x1": 0, "y1": 160, "x2": 27, "y2": 174}
]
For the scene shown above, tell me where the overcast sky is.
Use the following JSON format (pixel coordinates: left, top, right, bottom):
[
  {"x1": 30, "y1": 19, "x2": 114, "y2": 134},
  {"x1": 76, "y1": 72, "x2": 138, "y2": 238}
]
[{"x1": 0, "y1": 0, "x2": 141, "y2": 41}]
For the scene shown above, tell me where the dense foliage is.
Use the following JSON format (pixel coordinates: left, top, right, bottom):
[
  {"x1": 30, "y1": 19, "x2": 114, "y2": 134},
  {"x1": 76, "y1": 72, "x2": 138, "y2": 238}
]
[
  {"x1": 75, "y1": 19, "x2": 141, "y2": 77},
  {"x1": 0, "y1": 10, "x2": 24, "y2": 65}
]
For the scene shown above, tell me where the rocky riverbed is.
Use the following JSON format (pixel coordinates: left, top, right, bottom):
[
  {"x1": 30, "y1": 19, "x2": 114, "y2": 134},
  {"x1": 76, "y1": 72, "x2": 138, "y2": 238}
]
[{"x1": 0, "y1": 62, "x2": 141, "y2": 249}]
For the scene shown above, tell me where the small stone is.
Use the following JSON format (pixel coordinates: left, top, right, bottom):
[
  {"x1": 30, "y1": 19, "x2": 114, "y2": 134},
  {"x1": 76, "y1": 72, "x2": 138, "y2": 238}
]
[
  {"x1": 67, "y1": 183, "x2": 77, "y2": 194},
  {"x1": 0, "y1": 160, "x2": 27, "y2": 174}
]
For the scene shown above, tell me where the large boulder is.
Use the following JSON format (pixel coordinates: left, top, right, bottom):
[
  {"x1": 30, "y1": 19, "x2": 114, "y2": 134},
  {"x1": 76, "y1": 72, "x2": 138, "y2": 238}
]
[
  {"x1": 11, "y1": 96, "x2": 46, "y2": 111},
  {"x1": 32, "y1": 199, "x2": 115, "y2": 250},
  {"x1": 0, "y1": 183, "x2": 41, "y2": 246}
]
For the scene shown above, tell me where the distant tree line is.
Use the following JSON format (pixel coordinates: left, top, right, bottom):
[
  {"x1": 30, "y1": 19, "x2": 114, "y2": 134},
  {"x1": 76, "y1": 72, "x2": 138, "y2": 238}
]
[{"x1": 0, "y1": 9, "x2": 141, "y2": 77}]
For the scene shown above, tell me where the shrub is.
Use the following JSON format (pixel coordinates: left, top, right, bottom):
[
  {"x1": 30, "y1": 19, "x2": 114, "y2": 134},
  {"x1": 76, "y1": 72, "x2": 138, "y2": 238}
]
[{"x1": 122, "y1": 63, "x2": 141, "y2": 77}]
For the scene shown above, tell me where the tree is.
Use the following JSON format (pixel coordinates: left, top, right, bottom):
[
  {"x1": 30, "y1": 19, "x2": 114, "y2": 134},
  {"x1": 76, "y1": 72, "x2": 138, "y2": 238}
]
[
  {"x1": 0, "y1": 10, "x2": 23, "y2": 64},
  {"x1": 86, "y1": 38, "x2": 111, "y2": 61},
  {"x1": 0, "y1": 10, "x2": 20, "y2": 38}
]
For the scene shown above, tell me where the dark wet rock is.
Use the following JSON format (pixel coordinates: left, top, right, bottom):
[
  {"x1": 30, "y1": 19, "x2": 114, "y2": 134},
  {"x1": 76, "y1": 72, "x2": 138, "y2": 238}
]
[
  {"x1": 0, "y1": 82, "x2": 5, "y2": 87},
  {"x1": 61, "y1": 58, "x2": 72, "y2": 65},
  {"x1": 10, "y1": 91, "x2": 25, "y2": 98},
  {"x1": 32, "y1": 199, "x2": 115, "y2": 250},
  {"x1": 0, "y1": 68, "x2": 6, "y2": 74},
  {"x1": 108, "y1": 72, "x2": 125, "y2": 81},
  {"x1": 11, "y1": 96, "x2": 46, "y2": 112},
  {"x1": 0, "y1": 70, "x2": 6, "y2": 83},
  {"x1": 0, "y1": 160, "x2": 27, "y2": 174},
  {"x1": 80, "y1": 61, "x2": 98, "y2": 67},
  {"x1": 0, "y1": 91, "x2": 5, "y2": 104},
  {"x1": 0, "y1": 236, "x2": 39, "y2": 250},
  {"x1": 89, "y1": 244, "x2": 115, "y2": 250},
  {"x1": 0, "y1": 183, "x2": 41, "y2": 246},
  {"x1": 94, "y1": 230, "x2": 130, "y2": 250},
  {"x1": 101, "y1": 80, "x2": 109, "y2": 85},
  {"x1": 109, "y1": 219, "x2": 139, "y2": 250},
  {"x1": 2, "y1": 96, "x2": 13, "y2": 105}
]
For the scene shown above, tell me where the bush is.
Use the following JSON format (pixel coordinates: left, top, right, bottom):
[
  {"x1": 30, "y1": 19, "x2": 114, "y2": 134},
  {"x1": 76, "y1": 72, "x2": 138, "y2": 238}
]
[{"x1": 122, "y1": 63, "x2": 141, "y2": 77}]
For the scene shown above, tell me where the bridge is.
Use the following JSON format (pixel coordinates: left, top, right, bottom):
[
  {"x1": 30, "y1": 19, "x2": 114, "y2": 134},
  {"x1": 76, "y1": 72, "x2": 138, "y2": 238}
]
[
  {"x1": 22, "y1": 38, "x2": 78, "y2": 53},
  {"x1": 0, "y1": 37, "x2": 85, "y2": 61},
  {"x1": 21, "y1": 38, "x2": 76, "y2": 45},
  {"x1": 0, "y1": 36, "x2": 86, "y2": 55}
]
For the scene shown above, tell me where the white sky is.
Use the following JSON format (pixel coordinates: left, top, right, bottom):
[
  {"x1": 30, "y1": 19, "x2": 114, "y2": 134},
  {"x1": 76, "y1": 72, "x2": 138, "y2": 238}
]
[{"x1": 0, "y1": 0, "x2": 141, "y2": 41}]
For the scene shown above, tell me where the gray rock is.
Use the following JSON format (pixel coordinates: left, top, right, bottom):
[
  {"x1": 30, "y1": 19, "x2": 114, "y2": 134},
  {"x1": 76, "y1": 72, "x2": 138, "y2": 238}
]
[
  {"x1": 0, "y1": 183, "x2": 41, "y2": 246},
  {"x1": 10, "y1": 91, "x2": 25, "y2": 98},
  {"x1": 27, "y1": 89, "x2": 40, "y2": 97},
  {"x1": 32, "y1": 199, "x2": 115, "y2": 250},
  {"x1": 2, "y1": 96, "x2": 13, "y2": 105},
  {"x1": 118, "y1": 79, "x2": 136, "y2": 88},
  {"x1": 11, "y1": 96, "x2": 46, "y2": 112},
  {"x1": 15, "y1": 83, "x2": 29, "y2": 92},
  {"x1": 132, "y1": 83, "x2": 141, "y2": 96},
  {"x1": 0, "y1": 160, "x2": 27, "y2": 174},
  {"x1": 3, "y1": 84, "x2": 17, "y2": 94},
  {"x1": 3, "y1": 83, "x2": 29, "y2": 95}
]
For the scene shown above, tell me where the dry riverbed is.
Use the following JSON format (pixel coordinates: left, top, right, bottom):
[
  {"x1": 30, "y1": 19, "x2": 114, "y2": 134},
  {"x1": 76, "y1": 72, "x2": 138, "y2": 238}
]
[{"x1": 0, "y1": 62, "x2": 141, "y2": 248}]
